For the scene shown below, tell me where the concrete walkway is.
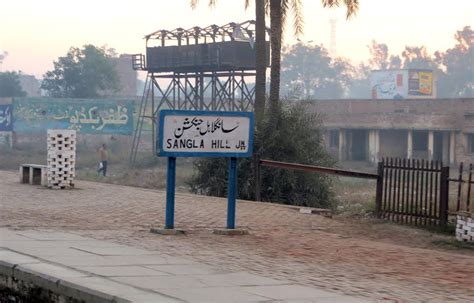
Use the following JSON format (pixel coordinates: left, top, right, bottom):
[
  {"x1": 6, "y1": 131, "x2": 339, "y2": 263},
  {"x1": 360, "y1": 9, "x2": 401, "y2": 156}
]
[{"x1": 0, "y1": 228, "x2": 369, "y2": 303}]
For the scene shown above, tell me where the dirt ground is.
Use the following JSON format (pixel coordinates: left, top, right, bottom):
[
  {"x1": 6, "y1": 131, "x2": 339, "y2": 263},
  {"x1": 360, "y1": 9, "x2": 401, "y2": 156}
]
[{"x1": 0, "y1": 170, "x2": 473, "y2": 302}]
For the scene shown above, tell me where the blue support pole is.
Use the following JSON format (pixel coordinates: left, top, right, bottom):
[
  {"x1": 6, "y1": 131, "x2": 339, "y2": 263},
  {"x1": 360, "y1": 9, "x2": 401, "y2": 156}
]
[
  {"x1": 227, "y1": 157, "x2": 238, "y2": 229},
  {"x1": 165, "y1": 157, "x2": 176, "y2": 229}
]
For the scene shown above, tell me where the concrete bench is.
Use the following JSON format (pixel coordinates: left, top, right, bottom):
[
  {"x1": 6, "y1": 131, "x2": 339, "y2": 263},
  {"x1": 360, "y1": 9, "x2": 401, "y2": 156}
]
[{"x1": 20, "y1": 164, "x2": 47, "y2": 186}]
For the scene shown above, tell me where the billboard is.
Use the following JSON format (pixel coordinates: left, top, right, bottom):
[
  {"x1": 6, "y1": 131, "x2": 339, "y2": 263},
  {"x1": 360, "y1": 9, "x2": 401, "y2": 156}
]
[
  {"x1": 370, "y1": 70, "x2": 408, "y2": 100},
  {"x1": 0, "y1": 104, "x2": 13, "y2": 131},
  {"x1": 370, "y1": 69, "x2": 434, "y2": 100},
  {"x1": 13, "y1": 98, "x2": 134, "y2": 135},
  {"x1": 408, "y1": 70, "x2": 433, "y2": 96}
]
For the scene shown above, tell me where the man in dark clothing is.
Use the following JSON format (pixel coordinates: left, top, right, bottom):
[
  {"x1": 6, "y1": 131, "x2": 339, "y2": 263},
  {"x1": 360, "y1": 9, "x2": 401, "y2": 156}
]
[{"x1": 97, "y1": 144, "x2": 108, "y2": 177}]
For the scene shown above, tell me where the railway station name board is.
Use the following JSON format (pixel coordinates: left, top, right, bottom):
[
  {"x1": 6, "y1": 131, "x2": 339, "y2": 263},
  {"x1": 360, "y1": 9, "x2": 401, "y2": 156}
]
[{"x1": 157, "y1": 110, "x2": 253, "y2": 158}]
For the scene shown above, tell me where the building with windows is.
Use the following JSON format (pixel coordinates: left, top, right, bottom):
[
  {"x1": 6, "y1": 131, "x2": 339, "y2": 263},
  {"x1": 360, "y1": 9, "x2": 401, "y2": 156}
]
[{"x1": 317, "y1": 99, "x2": 474, "y2": 165}]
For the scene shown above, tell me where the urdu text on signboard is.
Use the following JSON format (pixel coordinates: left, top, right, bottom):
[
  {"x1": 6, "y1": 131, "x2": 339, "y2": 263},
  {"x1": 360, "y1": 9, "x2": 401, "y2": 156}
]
[
  {"x1": 13, "y1": 98, "x2": 134, "y2": 135},
  {"x1": 0, "y1": 105, "x2": 13, "y2": 131},
  {"x1": 157, "y1": 110, "x2": 253, "y2": 158}
]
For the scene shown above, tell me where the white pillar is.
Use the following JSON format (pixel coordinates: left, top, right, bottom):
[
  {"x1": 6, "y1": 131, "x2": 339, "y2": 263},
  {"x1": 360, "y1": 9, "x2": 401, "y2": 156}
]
[
  {"x1": 407, "y1": 130, "x2": 413, "y2": 159},
  {"x1": 368, "y1": 130, "x2": 380, "y2": 163},
  {"x1": 338, "y1": 129, "x2": 345, "y2": 161},
  {"x1": 450, "y1": 131, "x2": 456, "y2": 165},
  {"x1": 428, "y1": 131, "x2": 434, "y2": 161}
]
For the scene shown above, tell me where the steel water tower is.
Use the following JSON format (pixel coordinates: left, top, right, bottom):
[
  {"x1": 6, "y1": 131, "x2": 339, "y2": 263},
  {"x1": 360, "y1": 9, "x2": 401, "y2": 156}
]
[{"x1": 130, "y1": 20, "x2": 269, "y2": 162}]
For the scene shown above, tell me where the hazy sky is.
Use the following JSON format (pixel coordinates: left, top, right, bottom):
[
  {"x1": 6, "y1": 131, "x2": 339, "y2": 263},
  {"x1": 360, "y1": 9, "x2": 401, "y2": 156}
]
[{"x1": 1, "y1": 0, "x2": 473, "y2": 78}]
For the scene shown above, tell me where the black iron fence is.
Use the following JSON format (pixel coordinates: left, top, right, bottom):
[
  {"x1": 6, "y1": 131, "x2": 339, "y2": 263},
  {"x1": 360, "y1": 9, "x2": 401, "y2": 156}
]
[
  {"x1": 450, "y1": 162, "x2": 472, "y2": 213},
  {"x1": 256, "y1": 157, "x2": 473, "y2": 229},
  {"x1": 376, "y1": 158, "x2": 449, "y2": 227}
]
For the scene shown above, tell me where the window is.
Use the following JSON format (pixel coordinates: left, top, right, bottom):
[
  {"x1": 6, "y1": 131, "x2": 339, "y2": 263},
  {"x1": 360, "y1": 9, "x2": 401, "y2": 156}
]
[
  {"x1": 468, "y1": 134, "x2": 474, "y2": 154},
  {"x1": 329, "y1": 130, "x2": 339, "y2": 148},
  {"x1": 413, "y1": 130, "x2": 428, "y2": 151}
]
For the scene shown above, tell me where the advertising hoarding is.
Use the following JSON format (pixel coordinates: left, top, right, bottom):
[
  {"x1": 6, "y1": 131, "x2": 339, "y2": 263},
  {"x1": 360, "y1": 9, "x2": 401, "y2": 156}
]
[{"x1": 370, "y1": 69, "x2": 434, "y2": 99}]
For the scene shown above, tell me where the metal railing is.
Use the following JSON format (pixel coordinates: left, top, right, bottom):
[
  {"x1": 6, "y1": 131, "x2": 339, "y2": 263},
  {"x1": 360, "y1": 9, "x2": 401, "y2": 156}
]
[{"x1": 255, "y1": 158, "x2": 473, "y2": 229}]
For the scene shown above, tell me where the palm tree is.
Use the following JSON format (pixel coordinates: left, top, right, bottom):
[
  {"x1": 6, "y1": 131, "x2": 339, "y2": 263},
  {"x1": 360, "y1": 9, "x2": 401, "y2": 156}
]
[
  {"x1": 269, "y1": 0, "x2": 358, "y2": 116},
  {"x1": 191, "y1": 0, "x2": 359, "y2": 116},
  {"x1": 254, "y1": 0, "x2": 267, "y2": 121}
]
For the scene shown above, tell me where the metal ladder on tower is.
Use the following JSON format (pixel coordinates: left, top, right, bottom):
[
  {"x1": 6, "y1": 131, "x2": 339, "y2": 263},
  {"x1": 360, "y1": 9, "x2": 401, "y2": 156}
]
[{"x1": 129, "y1": 73, "x2": 152, "y2": 164}]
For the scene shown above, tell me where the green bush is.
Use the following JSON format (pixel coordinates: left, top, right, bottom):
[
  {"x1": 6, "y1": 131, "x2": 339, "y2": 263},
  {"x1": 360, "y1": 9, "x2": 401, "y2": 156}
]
[{"x1": 188, "y1": 102, "x2": 336, "y2": 208}]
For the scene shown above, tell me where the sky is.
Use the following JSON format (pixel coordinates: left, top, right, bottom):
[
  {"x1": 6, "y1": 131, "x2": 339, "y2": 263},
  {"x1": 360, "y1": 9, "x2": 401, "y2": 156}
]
[{"x1": 0, "y1": 0, "x2": 473, "y2": 78}]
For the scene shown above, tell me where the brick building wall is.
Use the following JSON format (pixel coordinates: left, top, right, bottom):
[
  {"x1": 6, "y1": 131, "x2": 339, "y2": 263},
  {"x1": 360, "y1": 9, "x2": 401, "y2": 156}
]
[{"x1": 313, "y1": 99, "x2": 474, "y2": 165}]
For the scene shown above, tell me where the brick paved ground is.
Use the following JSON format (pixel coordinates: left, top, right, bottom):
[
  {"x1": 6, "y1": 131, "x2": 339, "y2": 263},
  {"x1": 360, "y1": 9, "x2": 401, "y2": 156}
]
[{"x1": 1, "y1": 171, "x2": 473, "y2": 302}]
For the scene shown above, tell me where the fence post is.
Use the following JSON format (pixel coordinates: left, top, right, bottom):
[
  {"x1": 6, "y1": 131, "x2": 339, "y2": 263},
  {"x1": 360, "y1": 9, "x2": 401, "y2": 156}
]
[
  {"x1": 375, "y1": 161, "x2": 383, "y2": 217},
  {"x1": 439, "y1": 166, "x2": 450, "y2": 228},
  {"x1": 254, "y1": 154, "x2": 261, "y2": 202}
]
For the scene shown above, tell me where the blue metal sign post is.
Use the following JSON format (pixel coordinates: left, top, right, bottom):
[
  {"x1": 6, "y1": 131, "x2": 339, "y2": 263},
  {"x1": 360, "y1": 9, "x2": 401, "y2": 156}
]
[
  {"x1": 157, "y1": 110, "x2": 253, "y2": 232},
  {"x1": 165, "y1": 157, "x2": 176, "y2": 229},
  {"x1": 227, "y1": 157, "x2": 238, "y2": 229}
]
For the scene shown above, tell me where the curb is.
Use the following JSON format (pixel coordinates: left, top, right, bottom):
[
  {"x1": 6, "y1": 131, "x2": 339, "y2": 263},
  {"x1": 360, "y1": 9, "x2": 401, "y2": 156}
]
[{"x1": 0, "y1": 260, "x2": 131, "y2": 303}]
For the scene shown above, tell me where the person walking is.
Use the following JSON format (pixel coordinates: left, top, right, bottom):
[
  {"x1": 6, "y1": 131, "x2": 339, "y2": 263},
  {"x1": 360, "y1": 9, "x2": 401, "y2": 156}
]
[{"x1": 97, "y1": 143, "x2": 108, "y2": 177}]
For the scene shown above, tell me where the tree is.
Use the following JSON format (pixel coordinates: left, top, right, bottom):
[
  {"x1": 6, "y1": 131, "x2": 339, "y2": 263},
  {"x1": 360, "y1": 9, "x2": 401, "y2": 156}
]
[
  {"x1": 0, "y1": 71, "x2": 26, "y2": 97},
  {"x1": 191, "y1": 0, "x2": 359, "y2": 115},
  {"x1": 188, "y1": 1, "x2": 357, "y2": 207},
  {"x1": 255, "y1": 0, "x2": 267, "y2": 121},
  {"x1": 401, "y1": 46, "x2": 438, "y2": 70},
  {"x1": 188, "y1": 102, "x2": 335, "y2": 208},
  {"x1": 346, "y1": 62, "x2": 371, "y2": 99},
  {"x1": 435, "y1": 26, "x2": 473, "y2": 97},
  {"x1": 281, "y1": 43, "x2": 351, "y2": 99},
  {"x1": 268, "y1": 0, "x2": 358, "y2": 120},
  {"x1": 368, "y1": 40, "x2": 401, "y2": 70},
  {"x1": 41, "y1": 45, "x2": 119, "y2": 98}
]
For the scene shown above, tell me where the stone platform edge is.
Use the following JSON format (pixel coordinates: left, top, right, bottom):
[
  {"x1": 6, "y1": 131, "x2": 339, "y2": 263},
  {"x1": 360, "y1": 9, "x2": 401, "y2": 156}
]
[{"x1": 0, "y1": 260, "x2": 131, "y2": 303}]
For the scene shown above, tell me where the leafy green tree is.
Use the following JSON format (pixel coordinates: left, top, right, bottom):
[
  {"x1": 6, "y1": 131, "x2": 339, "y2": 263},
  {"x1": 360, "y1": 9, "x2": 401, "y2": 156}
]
[
  {"x1": 0, "y1": 71, "x2": 26, "y2": 97},
  {"x1": 188, "y1": 102, "x2": 335, "y2": 208},
  {"x1": 191, "y1": 0, "x2": 359, "y2": 117},
  {"x1": 435, "y1": 26, "x2": 473, "y2": 97},
  {"x1": 281, "y1": 43, "x2": 351, "y2": 99},
  {"x1": 255, "y1": 0, "x2": 267, "y2": 121},
  {"x1": 188, "y1": 1, "x2": 356, "y2": 207},
  {"x1": 401, "y1": 46, "x2": 439, "y2": 70},
  {"x1": 367, "y1": 40, "x2": 401, "y2": 70},
  {"x1": 41, "y1": 45, "x2": 119, "y2": 98},
  {"x1": 268, "y1": 0, "x2": 358, "y2": 112},
  {"x1": 346, "y1": 63, "x2": 371, "y2": 99}
]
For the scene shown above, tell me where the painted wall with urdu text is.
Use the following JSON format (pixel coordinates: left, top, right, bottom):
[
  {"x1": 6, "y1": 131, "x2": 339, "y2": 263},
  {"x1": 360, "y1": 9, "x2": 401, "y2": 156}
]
[
  {"x1": 13, "y1": 98, "x2": 134, "y2": 135},
  {"x1": 0, "y1": 104, "x2": 13, "y2": 131}
]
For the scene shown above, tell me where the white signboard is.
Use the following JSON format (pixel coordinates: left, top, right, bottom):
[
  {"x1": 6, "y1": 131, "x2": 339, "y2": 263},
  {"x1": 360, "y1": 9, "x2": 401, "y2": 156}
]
[
  {"x1": 370, "y1": 70, "x2": 408, "y2": 99},
  {"x1": 158, "y1": 110, "x2": 253, "y2": 157},
  {"x1": 370, "y1": 69, "x2": 435, "y2": 100}
]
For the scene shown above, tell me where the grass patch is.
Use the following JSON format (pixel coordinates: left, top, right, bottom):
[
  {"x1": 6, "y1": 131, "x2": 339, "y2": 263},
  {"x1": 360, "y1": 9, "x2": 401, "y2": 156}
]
[
  {"x1": 0, "y1": 140, "x2": 194, "y2": 191},
  {"x1": 431, "y1": 239, "x2": 474, "y2": 251},
  {"x1": 332, "y1": 176, "x2": 376, "y2": 216}
]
